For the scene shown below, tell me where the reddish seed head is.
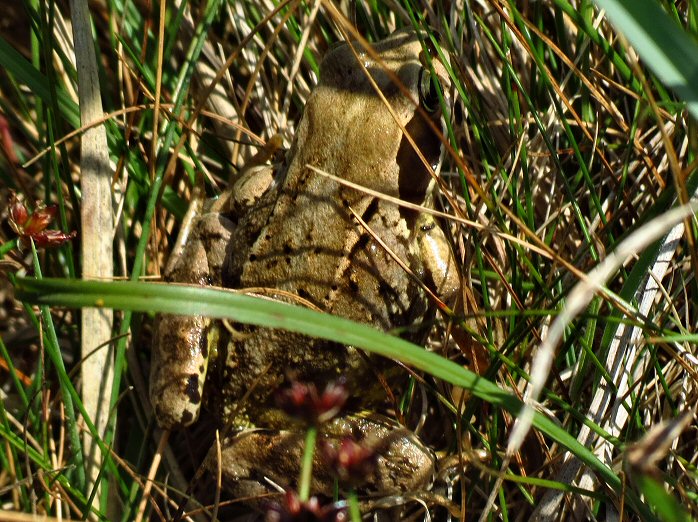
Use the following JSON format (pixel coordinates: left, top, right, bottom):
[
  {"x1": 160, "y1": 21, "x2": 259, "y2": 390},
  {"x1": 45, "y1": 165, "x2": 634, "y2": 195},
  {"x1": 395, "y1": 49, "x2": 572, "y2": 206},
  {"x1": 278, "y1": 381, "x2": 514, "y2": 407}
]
[
  {"x1": 323, "y1": 437, "x2": 377, "y2": 486},
  {"x1": 264, "y1": 490, "x2": 347, "y2": 522},
  {"x1": 8, "y1": 192, "x2": 76, "y2": 249},
  {"x1": 275, "y1": 379, "x2": 348, "y2": 425},
  {"x1": 8, "y1": 195, "x2": 28, "y2": 228}
]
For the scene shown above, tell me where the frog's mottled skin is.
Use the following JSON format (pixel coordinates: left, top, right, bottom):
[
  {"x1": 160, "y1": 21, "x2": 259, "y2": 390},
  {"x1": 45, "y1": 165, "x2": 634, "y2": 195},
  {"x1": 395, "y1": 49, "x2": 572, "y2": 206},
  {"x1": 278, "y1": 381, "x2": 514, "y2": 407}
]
[{"x1": 150, "y1": 28, "x2": 459, "y2": 500}]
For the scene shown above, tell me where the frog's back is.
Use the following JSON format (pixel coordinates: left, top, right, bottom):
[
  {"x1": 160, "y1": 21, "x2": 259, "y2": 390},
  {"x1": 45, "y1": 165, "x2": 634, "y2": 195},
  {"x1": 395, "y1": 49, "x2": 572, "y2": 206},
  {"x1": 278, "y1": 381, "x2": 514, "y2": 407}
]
[{"x1": 229, "y1": 31, "x2": 431, "y2": 330}]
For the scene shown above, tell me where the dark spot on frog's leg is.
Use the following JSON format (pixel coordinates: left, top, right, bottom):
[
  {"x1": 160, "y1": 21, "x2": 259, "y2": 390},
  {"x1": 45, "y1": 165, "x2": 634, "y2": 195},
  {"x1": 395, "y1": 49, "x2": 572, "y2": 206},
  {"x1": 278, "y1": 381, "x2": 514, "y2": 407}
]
[
  {"x1": 420, "y1": 220, "x2": 436, "y2": 232},
  {"x1": 180, "y1": 410, "x2": 194, "y2": 426},
  {"x1": 185, "y1": 374, "x2": 202, "y2": 404},
  {"x1": 199, "y1": 334, "x2": 208, "y2": 359},
  {"x1": 249, "y1": 253, "x2": 257, "y2": 262},
  {"x1": 297, "y1": 288, "x2": 309, "y2": 300}
]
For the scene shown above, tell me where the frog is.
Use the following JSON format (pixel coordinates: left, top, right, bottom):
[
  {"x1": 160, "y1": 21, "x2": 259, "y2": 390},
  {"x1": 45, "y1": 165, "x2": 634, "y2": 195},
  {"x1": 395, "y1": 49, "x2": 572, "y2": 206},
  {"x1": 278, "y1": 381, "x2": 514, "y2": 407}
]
[{"x1": 150, "y1": 28, "x2": 461, "y2": 503}]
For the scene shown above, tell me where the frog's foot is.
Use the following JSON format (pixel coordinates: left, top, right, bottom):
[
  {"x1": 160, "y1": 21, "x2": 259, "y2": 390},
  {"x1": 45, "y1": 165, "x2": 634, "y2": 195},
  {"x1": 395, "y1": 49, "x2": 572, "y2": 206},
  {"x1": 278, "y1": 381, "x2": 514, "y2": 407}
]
[{"x1": 205, "y1": 414, "x2": 435, "y2": 505}]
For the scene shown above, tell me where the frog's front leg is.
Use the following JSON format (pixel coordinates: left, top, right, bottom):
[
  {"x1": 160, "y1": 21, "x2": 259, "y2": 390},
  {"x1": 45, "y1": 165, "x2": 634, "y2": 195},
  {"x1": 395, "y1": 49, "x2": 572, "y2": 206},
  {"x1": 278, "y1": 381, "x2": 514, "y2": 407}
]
[
  {"x1": 415, "y1": 213, "x2": 461, "y2": 306},
  {"x1": 150, "y1": 211, "x2": 233, "y2": 429}
]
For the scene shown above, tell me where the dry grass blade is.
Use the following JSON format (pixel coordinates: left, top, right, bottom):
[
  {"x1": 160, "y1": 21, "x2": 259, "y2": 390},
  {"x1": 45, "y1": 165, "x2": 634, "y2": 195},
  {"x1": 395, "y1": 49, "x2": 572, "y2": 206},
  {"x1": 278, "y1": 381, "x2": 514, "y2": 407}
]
[
  {"x1": 533, "y1": 213, "x2": 692, "y2": 519},
  {"x1": 66, "y1": 0, "x2": 114, "y2": 504}
]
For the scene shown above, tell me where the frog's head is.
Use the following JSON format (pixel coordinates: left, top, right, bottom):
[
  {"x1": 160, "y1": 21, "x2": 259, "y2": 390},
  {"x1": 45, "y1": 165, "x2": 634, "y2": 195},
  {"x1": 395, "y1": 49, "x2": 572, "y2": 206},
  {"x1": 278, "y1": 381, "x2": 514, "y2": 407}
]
[{"x1": 293, "y1": 29, "x2": 451, "y2": 206}]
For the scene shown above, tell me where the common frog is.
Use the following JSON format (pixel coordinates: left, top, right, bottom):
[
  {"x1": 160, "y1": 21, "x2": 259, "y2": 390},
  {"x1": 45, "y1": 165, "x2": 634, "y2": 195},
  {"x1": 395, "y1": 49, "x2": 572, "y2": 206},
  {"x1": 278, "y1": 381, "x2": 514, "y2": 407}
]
[{"x1": 150, "y1": 28, "x2": 459, "y2": 502}]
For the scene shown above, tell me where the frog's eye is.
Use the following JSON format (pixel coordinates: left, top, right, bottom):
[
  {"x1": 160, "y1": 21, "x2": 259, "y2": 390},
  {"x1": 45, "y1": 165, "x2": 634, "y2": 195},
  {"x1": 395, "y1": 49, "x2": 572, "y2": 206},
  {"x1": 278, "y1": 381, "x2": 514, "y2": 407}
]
[{"x1": 419, "y1": 68, "x2": 441, "y2": 114}]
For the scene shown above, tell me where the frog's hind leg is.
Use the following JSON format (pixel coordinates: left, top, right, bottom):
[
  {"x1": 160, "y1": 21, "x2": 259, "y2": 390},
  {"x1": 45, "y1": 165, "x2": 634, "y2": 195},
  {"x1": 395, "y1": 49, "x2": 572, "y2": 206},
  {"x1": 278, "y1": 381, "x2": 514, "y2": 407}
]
[
  {"x1": 150, "y1": 212, "x2": 234, "y2": 429},
  {"x1": 206, "y1": 414, "x2": 435, "y2": 506}
]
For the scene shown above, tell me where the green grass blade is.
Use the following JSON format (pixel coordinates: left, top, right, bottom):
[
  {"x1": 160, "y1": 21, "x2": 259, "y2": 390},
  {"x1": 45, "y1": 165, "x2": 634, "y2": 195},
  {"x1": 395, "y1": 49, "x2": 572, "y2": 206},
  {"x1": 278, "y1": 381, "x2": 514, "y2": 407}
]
[
  {"x1": 594, "y1": 0, "x2": 698, "y2": 120},
  {"x1": 14, "y1": 280, "x2": 614, "y2": 483}
]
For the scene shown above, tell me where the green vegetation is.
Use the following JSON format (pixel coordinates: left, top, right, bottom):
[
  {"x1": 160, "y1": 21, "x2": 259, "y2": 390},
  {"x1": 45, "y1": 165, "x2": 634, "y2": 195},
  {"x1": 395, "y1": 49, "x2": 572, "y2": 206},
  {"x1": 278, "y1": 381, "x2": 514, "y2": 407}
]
[{"x1": 0, "y1": 1, "x2": 696, "y2": 520}]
